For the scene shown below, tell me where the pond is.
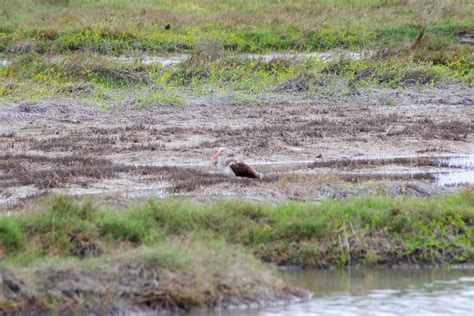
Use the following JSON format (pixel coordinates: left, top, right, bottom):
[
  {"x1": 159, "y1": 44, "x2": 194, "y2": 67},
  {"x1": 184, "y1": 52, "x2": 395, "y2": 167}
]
[{"x1": 201, "y1": 266, "x2": 474, "y2": 315}]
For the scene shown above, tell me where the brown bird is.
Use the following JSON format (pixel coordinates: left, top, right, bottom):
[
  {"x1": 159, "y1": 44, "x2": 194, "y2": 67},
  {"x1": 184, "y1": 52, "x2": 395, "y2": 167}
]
[{"x1": 211, "y1": 147, "x2": 262, "y2": 180}]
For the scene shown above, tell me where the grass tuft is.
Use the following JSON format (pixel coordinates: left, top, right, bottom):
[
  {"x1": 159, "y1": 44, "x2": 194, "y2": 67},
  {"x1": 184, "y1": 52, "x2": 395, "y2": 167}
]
[{"x1": 0, "y1": 217, "x2": 25, "y2": 255}]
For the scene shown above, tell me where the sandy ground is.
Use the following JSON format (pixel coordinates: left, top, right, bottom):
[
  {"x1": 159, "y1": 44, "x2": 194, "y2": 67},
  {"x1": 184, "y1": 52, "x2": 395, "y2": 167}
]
[{"x1": 1, "y1": 85, "x2": 473, "y2": 209}]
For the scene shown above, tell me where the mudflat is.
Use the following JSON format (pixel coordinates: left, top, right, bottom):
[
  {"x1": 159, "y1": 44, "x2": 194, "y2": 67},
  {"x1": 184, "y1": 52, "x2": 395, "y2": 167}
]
[{"x1": 1, "y1": 85, "x2": 472, "y2": 208}]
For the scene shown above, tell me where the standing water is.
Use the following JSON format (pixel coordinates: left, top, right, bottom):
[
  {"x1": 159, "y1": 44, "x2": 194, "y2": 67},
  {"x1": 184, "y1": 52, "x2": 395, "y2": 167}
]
[
  {"x1": 436, "y1": 156, "x2": 474, "y2": 186},
  {"x1": 198, "y1": 266, "x2": 474, "y2": 316}
]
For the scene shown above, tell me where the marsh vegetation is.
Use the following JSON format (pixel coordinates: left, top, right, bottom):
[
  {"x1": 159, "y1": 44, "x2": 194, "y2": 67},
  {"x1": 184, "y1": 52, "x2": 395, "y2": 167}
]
[
  {"x1": 0, "y1": 0, "x2": 473, "y2": 314},
  {"x1": 0, "y1": 0, "x2": 472, "y2": 105},
  {"x1": 1, "y1": 193, "x2": 472, "y2": 313}
]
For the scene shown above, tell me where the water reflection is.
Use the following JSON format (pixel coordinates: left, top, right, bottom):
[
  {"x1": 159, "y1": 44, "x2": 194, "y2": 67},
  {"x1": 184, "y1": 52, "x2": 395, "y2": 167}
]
[
  {"x1": 436, "y1": 156, "x2": 474, "y2": 187},
  {"x1": 436, "y1": 170, "x2": 474, "y2": 187},
  {"x1": 440, "y1": 156, "x2": 474, "y2": 169},
  {"x1": 274, "y1": 267, "x2": 474, "y2": 315},
  {"x1": 199, "y1": 266, "x2": 474, "y2": 316}
]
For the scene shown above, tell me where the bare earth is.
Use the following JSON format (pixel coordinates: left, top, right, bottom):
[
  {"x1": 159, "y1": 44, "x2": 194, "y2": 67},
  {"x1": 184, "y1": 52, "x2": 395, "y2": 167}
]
[{"x1": 1, "y1": 86, "x2": 473, "y2": 209}]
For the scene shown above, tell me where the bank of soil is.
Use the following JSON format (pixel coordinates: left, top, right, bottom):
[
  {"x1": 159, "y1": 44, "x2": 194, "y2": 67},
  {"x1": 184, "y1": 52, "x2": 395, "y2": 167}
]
[
  {"x1": 1, "y1": 191, "x2": 472, "y2": 313},
  {"x1": 0, "y1": 86, "x2": 473, "y2": 208},
  {"x1": 0, "y1": 241, "x2": 310, "y2": 314}
]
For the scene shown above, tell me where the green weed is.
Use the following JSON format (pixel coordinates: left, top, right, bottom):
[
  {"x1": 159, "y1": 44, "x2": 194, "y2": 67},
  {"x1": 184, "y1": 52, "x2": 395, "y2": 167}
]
[
  {"x1": 0, "y1": 217, "x2": 25, "y2": 254},
  {"x1": 137, "y1": 90, "x2": 187, "y2": 108},
  {"x1": 384, "y1": 98, "x2": 395, "y2": 106}
]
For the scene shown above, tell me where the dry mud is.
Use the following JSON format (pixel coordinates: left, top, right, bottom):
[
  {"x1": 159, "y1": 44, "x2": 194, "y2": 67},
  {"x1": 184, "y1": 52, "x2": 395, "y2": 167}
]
[{"x1": 1, "y1": 86, "x2": 473, "y2": 209}]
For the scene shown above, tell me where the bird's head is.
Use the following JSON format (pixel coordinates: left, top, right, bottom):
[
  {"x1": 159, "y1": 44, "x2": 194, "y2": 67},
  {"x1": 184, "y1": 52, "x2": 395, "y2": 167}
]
[{"x1": 211, "y1": 147, "x2": 229, "y2": 161}]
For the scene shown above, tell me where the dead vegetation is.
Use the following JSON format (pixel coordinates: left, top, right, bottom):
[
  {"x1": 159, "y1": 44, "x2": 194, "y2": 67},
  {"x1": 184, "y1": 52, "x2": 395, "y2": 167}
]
[
  {"x1": 308, "y1": 156, "x2": 468, "y2": 170},
  {"x1": 0, "y1": 153, "x2": 228, "y2": 192},
  {"x1": 1, "y1": 240, "x2": 309, "y2": 314},
  {"x1": 0, "y1": 88, "x2": 472, "y2": 206},
  {"x1": 274, "y1": 74, "x2": 319, "y2": 93}
]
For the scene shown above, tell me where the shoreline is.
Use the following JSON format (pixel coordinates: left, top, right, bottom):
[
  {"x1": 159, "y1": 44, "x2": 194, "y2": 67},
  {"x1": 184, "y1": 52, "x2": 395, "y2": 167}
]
[{"x1": 1, "y1": 193, "x2": 473, "y2": 313}]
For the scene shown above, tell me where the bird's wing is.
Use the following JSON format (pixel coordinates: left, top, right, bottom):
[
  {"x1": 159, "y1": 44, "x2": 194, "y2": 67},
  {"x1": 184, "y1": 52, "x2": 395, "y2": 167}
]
[
  {"x1": 225, "y1": 157, "x2": 238, "y2": 165},
  {"x1": 228, "y1": 160, "x2": 262, "y2": 180}
]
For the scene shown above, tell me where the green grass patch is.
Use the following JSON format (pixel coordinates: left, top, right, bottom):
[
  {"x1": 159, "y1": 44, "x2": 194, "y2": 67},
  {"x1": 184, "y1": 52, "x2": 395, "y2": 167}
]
[
  {"x1": 0, "y1": 1, "x2": 472, "y2": 60},
  {"x1": 137, "y1": 90, "x2": 187, "y2": 107},
  {"x1": 0, "y1": 51, "x2": 471, "y2": 106},
  {"x1": 0, "y1": 217, "x2": 25, "y2": 254},
  {"x1": 1, "y1": 191, "x2": 473, "y2": 267},
  {"x1": 0, "y1": 0, "x2": 472, "y2": 103}
]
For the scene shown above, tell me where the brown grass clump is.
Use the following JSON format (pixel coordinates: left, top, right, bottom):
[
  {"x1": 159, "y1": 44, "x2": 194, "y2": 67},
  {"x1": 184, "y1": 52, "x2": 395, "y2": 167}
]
[
  {"x1": 0, "y1": 153, "x2": 229, "y2": 191},
  {"x1": 0, "y1": 241, "x2": 309, "y2": 314}
]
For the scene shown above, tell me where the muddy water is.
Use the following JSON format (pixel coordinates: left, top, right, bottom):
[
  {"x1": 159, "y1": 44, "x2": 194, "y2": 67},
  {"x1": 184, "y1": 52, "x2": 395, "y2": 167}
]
[{"x1": 198, "y1": 266, "x2": 474, "y2": 316}]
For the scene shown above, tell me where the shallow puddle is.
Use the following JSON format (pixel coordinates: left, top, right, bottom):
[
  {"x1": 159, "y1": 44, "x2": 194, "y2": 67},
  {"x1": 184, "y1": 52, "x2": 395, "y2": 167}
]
[
  {"x1": 0, "y1": 59, "x2": 11, "y2": 67},
  {"x1": 115, "y1": 54, "x2": 191, "y2": 66},
  {"x1": 240, "y1": 50, "x2": 372, "y2": 63},
  {"x1": 439, "y1": 156, "x2": 474, "y2": 169},
  {"x1": 302, "y1": 155, "x2": 474, "y2": 187},
  {"x1": 114, "y1": 50, "x2": 372, "y2": 66},
  {"x1": 121, "y1": 188, "x2": 168, "y2": 199},
  {"x1": 436, "y1": 170, "x2": 474, "y2": 186},
  {"x1": 435, "y1": 156, "x2": 474, "y2": 186},
  {"x1": 1, "y1": 50, "x2": 372, "y2": 69}
]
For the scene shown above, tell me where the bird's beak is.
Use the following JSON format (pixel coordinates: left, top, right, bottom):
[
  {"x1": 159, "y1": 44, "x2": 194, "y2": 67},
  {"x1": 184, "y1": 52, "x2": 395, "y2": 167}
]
[
  {"x1": 209, "y1": 150, "x2": 220, "y2": 166},
  {"x1": 211, "y1": 150, "x2": 221, "y2": 160}
]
